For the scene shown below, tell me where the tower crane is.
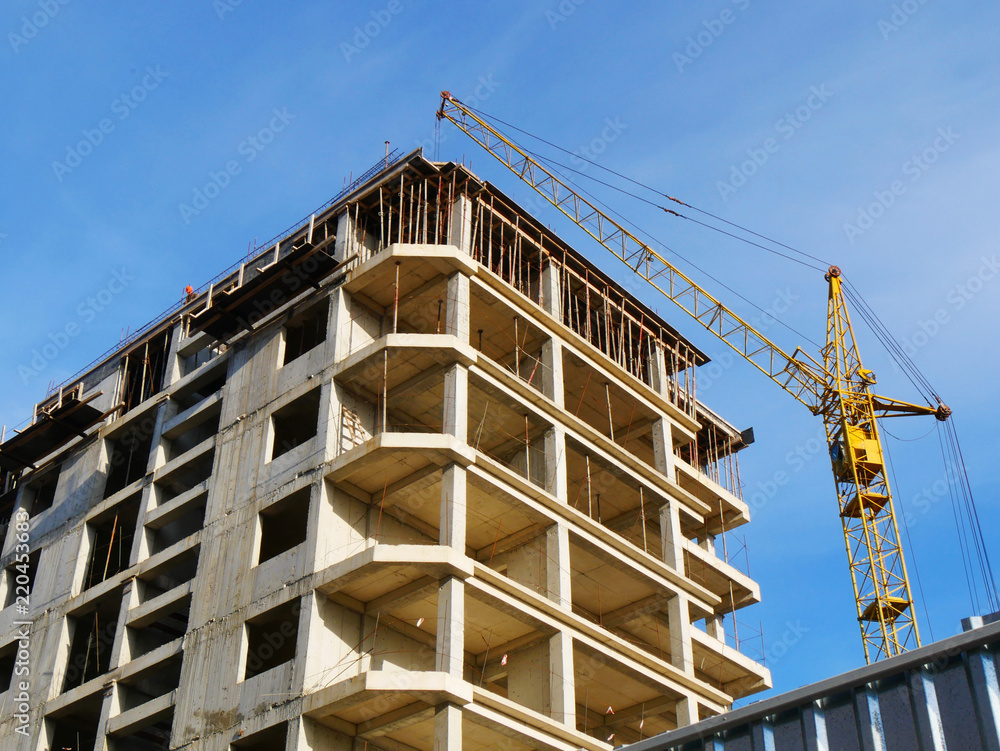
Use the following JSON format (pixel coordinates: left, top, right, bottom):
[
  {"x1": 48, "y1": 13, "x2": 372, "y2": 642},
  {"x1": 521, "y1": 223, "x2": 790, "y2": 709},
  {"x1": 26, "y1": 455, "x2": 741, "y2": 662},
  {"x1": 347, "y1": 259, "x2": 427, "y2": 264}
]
[{"x1": 437, "y1": 92, "x2": 953, "y2": 664}]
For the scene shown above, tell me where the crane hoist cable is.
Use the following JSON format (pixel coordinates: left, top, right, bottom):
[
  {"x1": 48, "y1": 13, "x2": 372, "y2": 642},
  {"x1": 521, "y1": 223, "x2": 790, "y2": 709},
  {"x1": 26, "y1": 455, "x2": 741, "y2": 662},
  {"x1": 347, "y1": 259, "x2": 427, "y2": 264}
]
[
  {"x1": 460, "y1": 102, "x2": 832, "y2": 271},
  {"x1": 436, "y1": 91, "x2": 994, "y2": 664},
  {"x1": 458, "y1": 102, "x2": 964, "y2": 408},
  {"x1": 476, "y1": 116, "x2": 824, "y2": 348}
]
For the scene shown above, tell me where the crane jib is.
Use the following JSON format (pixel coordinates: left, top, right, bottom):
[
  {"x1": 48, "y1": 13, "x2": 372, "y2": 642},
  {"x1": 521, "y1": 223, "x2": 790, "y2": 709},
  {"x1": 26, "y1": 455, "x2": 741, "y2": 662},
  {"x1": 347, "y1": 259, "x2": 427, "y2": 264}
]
[{"x1": 438, "y1": 92, "x2": 945, "y2": 663}]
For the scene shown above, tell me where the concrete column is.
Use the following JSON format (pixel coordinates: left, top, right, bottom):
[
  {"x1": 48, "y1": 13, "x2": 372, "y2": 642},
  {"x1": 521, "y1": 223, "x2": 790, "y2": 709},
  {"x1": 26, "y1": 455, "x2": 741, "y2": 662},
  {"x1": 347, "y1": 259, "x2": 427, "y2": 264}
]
[
  {"x1": 546, "y1": 523, "x2": 572, "y2": 608},
  {"x1": 649, "y1": 341, "x2": 669, "y2": 397},
  {"x1": 447, "y1": 194, "x2": 474, "y2": 256},
  {"x1": 443, "y1": 366, "x2": 468, "y2": 441},
  {"x1": 436, "y1": 577, "x2": 465, "y2": 677},
  {"x1": 445, "y1": 272, "x2": 470, "y2": 342},
  {"x1": 675, "y1": 696, "x2": 699, "y2": 727},
  {"x1": 333, "y1": 209, "x2": 353, "y2": 263},
  {"x1": 706, "y1": 614, "x2": 724, "y2": 641},
  {"x1": 541, "y1": 260, "x2": 561, "y2": 317},
  {"x1": 699, "y1": 534, "x2": 716, "y2": 556},
  {"x1": 659, "y1": 501, "x2": 685, "y2": 572},
  {"x1": 543, "y1": 426, "x2": 568, "y2": 501},
  {"x1": 163, "y1": 320, "x2": 186, "y2": 388},
  {"x1": 549, "y1": 631, "x2": 576, "y2": 727},
  {"x1": 442, "y1": 274, "x2": 470, "y2": 442},
  {"x1": 652, "y1": 418, "x2": 675, "y2": 481},
  {"x1": 440, "y1": 464, "x2": 466, "y2": 551},
  {"x1": 434, "y1": 702, "x2": 463, "y2": 751},
  {"x1": 668, "y1": 594, "x2": 694, "y2": 675},
  {"x1": 541, "y1": 338, "x2": 564, "y2": 407}
]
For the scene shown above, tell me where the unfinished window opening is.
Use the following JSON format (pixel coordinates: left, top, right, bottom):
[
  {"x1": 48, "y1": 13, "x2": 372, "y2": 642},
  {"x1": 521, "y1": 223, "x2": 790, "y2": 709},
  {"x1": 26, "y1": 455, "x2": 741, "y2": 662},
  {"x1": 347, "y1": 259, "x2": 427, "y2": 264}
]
[
  {"x1": 231, "y1": 721, "x2": 288, "y2": 750},
  {"x1": 63, "y1": 590, "x2": 123, "y2": 691},
  {"x1": 243, "y1": 599, "x2": 300, "y2": 680},
  {"x1": 258, "y1": 487, "x2": 310, "y2": 564},
  {"x1": 127, "y1": 593, "x2": 191, "y2": 659},
  {"x1": 271, "y1": 388, "x2": 321, "y2": 460},
  {"x1": 26, "y1": 469, "x2": 58, "y2": 516},
  {"x1": 104, "y1": 426, "x2": 154, "y2": 498},
  {"x1": 145, "y1": 496, "x2": 206, "y2": 557},
  {"x1": 136, "y1": 550, "x2": 199, "y2": 604},
  {"x1": 84, "y1": 495, "x2": 140, "y2": 590},
  {"x1": 121, "y1": 329, "x2": 172, "y2": 413},
  {"x1": 118, "y1": 655, "x2": 182, "y2": 712},
  {"x1": 108, "y1": 712, "x2": 175, "y2": 751},
  {"x1": 4, "y1": 549, "x2": 40, "y2": 609},
  {"x1": 283, "y1": 297, "x2": 329, "y2": 364},
  {"x1": 154, "y1": 450, "x2": 214, "y2": 507}
]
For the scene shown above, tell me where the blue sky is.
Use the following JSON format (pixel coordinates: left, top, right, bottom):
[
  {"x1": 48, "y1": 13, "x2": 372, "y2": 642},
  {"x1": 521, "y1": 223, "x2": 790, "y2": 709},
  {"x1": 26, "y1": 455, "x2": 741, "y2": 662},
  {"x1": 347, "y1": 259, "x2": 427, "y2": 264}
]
[{"x1": 3, "y1": 1, "x2": 998, "y2": 700}]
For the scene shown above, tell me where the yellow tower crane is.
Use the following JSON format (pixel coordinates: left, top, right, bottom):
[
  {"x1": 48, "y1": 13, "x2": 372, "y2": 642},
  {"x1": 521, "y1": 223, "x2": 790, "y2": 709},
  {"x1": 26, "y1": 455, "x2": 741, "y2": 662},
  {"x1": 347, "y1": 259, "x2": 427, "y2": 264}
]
[{"x1": 437, "y1": 92, "x2": 952, "y2": 663}]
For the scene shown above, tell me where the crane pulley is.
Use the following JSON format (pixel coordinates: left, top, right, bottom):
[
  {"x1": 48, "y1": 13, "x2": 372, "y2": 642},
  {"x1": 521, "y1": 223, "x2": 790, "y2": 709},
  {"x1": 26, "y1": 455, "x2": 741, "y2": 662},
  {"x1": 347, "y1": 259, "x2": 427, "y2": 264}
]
[{"x1": 437, "y1": 91, "x2": 951, "y2": 663}]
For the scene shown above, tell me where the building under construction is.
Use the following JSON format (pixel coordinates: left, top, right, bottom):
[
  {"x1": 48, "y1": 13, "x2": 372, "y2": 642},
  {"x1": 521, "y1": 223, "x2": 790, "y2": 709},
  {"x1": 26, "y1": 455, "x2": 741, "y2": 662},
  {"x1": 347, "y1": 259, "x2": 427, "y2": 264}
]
[{"x1": 0, "y1": 150, "x2": 770, "y2": 750}]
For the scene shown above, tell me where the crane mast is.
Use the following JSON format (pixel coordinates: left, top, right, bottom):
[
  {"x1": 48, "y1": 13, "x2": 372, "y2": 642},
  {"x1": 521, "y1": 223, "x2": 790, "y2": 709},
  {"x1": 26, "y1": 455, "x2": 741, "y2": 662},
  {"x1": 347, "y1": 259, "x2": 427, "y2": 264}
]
[{"x1": 437, "y1": 92, "x2": 950, "y2": 662}]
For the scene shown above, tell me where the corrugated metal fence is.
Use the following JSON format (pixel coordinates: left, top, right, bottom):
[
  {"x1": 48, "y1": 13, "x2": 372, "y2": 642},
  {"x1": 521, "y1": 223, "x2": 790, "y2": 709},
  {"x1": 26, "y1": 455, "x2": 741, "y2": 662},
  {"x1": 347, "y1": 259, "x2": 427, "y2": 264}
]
[{"x1": 624, "y1": 620, "x2": 1000, "y2": 751}]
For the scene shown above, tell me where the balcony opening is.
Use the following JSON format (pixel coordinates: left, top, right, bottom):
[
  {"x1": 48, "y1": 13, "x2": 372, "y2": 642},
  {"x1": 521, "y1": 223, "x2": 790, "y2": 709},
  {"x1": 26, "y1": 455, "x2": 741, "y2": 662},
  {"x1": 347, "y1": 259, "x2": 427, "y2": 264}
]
[
  {"x1": 104, "y1": 427, "x2": 154, "y2": 498},
  {"x1": 283, "y1": 297, "x2": 329, "y2": 365},
  {"x1": 47, "y1": 702, "x2": 102, "y2": 751},
  {"x1": 258, "y1": 487, "x2": 310, "y2": 564},
  {"x1": 154, "y1": 451, "x2": 214, "y2": 507},
  {"x1": 244, "y1": 599, "x2": 299, "y2": 680},
  {"x1": 121, "y1": 329, "x2": 172, "y2": 413},
  {"x1": 108, "y1": 711, "x2": 174, "y2": 751},
  {"x1": 231, "y1": 721, "x2": 288, "y2": 750},
  {"x1": 84, "y1": 495, "x2": 141, "y2": 590},
  {"x1": 26, "y1": 469, "x2": 58, "y2": 516},
  {"x1": 145, "y1": 496, "x2": 206, "y2": 557},
  {"x1": 128, "y1": 592, "x2": 191, "y2": 659},
  {"x1": 0, "y1": 640, "x2": 16, "y2": 693},
  {"x1": 118, "y1": 654, "x2": 182, "y2": 711},
  {"x1": 271, "y1": 389, "x2": 321, "y2": 459},
  {"x1": 63, "y1": 590, "x2": 123, "y2": 691},
  {"x1": 136, "y1": 549, "x2": 199, "y2": 605}
]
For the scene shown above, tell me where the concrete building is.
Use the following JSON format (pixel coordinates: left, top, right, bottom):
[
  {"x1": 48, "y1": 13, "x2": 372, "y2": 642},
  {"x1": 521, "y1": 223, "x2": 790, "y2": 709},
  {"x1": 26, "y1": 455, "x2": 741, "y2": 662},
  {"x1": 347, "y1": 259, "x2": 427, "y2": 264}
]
[{"x1": 0, "y1": 150, "x2": 769, "y2": 750}]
